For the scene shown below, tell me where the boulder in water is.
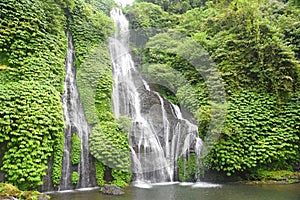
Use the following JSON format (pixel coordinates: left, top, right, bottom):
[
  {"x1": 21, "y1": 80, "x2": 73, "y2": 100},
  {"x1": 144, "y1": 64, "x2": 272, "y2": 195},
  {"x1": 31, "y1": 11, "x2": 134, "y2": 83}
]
[{"x1": 100, "y1": 185, "x2": 125, "y2": 195}]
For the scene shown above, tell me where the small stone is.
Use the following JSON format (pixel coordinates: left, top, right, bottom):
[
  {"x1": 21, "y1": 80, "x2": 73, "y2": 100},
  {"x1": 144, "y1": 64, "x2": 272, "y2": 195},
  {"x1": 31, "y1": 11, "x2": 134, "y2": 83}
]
[{"x1": 100, "y1": 185, "x2": 125, "y2": 195}]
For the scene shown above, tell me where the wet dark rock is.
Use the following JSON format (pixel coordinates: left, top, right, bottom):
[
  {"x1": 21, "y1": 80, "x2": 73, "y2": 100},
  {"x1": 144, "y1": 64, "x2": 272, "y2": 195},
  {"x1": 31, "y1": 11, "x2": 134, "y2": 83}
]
[{"x1": 99, "y1": 185, "x2": 125, "y2": 195}]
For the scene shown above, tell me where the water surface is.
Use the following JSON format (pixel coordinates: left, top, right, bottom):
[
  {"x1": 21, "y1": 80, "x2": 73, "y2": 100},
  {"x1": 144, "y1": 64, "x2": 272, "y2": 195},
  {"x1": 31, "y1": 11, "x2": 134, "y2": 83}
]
[{"x1": 50, "y1": 182, "x2": 300, "y2": 200}]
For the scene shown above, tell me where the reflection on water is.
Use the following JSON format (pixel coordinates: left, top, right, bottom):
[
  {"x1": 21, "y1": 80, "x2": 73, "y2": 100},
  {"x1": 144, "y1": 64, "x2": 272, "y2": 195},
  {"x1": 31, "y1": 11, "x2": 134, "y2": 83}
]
[
  {"x1": 50, "y1": 183, "x2": 300, "y2": 200},
  {"x1": 133, "y1": 184, "x2": 177, "y2": 200}
]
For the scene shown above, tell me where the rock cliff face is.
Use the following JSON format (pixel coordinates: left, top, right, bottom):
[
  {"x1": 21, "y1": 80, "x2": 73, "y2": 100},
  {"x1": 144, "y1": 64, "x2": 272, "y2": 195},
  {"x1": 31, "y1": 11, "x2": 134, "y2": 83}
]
[{"x1": 129, "y1": 86, "x2": 201, "y2": 182}]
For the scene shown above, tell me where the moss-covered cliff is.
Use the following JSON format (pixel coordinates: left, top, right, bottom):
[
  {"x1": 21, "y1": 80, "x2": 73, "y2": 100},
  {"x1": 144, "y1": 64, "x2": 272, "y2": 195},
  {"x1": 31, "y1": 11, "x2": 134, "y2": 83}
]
[{"x1": 0, "y1": 0, "x2": 131, "y2": 190}]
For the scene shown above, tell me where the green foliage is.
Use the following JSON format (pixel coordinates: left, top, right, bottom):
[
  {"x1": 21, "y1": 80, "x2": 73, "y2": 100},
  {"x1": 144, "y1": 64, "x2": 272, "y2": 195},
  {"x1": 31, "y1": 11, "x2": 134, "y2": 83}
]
[
  {"x1": 90, "y1": 101, "x2": 132, "y2": 187},
  {"x1": 209, "y1": 90, "x2": 300, "y2": 176},
  {"x1": 248, "y1": 169, "x2": 300, "y2": 182},
  {"x1": 69, "y1": 0, "x2": 114, "y2": 68},
  {"x1": 90, "y1": 123, "x2": 131, "y2": 173},
  {"x1": 92, "y1": 58, "x2": 114, "y2": 122},
  {"x1": 126, "y1": 2, "x2": 178, "y2": 47},
  {"x1": 55, "y1": 0, "x2": 76, "y2": 10},
  {"x1": 136, "y1": 0, "x2": 205, "y2": 13},
  {"x1": 95, "y1": 161, "x2": 105, "y2": 186},
  {"x1": 178, "y1": 154, "x2": 198, "y2": 182},
  {"x1": 273, "y1": 3, "x2": 300, "y2": 59},
  {"x1": 142, "y1": 31, "x2": 213, "y2": 121},
  {"x1": 71, "y1": 172, "x2": 79, "y2": 184},
  {"x1": 88, "y1": 0, "x2": 118, "y2": 15},
  {"x1": 142, "y1": 63, "x2": 184, "y2": 94},
  {"x1": 51, "y1": 130, "x2": 64, "y2": 186},
  {"x1": 71, "y1": 134, "x2": 81, "y2": 165},
  {"x1": 129, "y1": 0, "x2": 300, "y2": 178},
  {"x1": 117, "y1": 116, "x2": 132, "y2": 133},
  {"x1": 77, "y1": 44, "x2": 112, "y2": 124},
  {"x1": 127, "y1": 2, "x2": 169, "y2": 29},
  {"x1": 195, "y1": 102, "x2": 211, "y2": 138},
  {"x1": 0, "y1": 65, "x2": 15, "y2": 71},
  {"x1": 0, "y1": 81, "x2": 65, "y2": 190},
  {"x1": 0, "y1": 0, "x2": 67, "y2": 93},
  {"x1": 289, "y1": 0, "x2": 300, "y2": 7},
  {"x1": 111, "y1": 169, "x2": 132, "y2": 188},
  {"x1": 180, "y1": 0, "x2": 300, "y2": 99},
  {"x1": 74, "y1": 4, "x2": 114, "y2": 122},
  {"x1": 0, "y1": 0, "x2": 66, "y2": 189},
  {"x1": 178, "y1": 7, "x2": 211, "y2": 36}
]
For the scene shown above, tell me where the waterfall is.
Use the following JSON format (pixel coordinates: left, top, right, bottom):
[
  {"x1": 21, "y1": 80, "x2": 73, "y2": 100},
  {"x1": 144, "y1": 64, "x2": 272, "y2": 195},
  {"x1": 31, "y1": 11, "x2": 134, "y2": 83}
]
[
  {"x1": 109, "y1": 8, "x2": 203, "y2": 183},
  {"x1": 60, "y1": 31, "x2": 93, "y2": 190}
]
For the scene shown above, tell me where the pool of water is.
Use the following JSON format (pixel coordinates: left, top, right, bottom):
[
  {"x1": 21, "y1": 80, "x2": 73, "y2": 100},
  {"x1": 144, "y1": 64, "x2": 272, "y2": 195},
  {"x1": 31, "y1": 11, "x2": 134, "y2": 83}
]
[{"x1": 50, "y1": 182, "x2": 300, "y2": 200}]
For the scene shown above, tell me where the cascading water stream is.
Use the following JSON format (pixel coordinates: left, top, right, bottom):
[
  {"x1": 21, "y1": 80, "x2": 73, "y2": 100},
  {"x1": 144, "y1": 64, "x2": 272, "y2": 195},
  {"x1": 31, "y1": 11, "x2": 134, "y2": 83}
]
[
  {"x1": 60, "y1": 31, "x2": 92, "y2": 190},
  {"x1": 109, "y1": 8, "x2": 204, "y2": 184}
]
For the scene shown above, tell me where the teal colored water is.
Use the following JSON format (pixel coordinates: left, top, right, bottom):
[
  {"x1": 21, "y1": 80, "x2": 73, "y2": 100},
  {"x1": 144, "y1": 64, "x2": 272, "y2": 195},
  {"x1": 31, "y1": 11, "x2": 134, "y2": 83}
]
[{"x1": 50, "y1": 183, "x2": 300, "y2": 200}]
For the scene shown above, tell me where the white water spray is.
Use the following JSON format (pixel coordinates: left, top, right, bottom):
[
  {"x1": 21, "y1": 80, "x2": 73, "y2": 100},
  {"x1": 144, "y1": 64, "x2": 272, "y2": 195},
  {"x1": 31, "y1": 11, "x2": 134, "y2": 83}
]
[
  {"x1": 109, "y1": 8, "x2": 203, "y2": 184},
  {"x1": 61, "y1": 31, "x2": 92, "y2": 190}
]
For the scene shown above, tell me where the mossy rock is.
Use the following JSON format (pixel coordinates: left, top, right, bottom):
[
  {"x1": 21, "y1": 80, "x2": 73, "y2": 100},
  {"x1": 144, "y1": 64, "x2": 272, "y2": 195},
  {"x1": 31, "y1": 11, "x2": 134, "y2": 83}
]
[
  {"x1": 0, "y1": 183, "x2": 50, "y2": 200},
  {"x1": 0, "y1": 183, "x2": 22, "y2": 197},
  {"x1": 20, "y1": 191, "x2": 41, "y2": 200}
]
